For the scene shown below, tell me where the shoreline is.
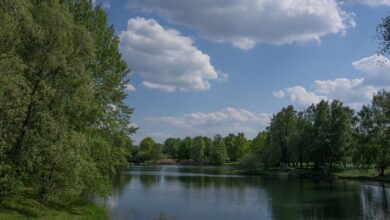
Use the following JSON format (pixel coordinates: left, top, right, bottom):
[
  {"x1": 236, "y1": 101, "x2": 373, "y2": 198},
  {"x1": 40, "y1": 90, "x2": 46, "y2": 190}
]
[{"x1": 0, "y1": 196, "x2": 106, "y2": 220}]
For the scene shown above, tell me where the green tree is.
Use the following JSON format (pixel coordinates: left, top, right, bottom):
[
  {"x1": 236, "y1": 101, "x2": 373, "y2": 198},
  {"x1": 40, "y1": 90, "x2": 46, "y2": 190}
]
[
  {"x1": 178, "y1": 137, "x2": 191, "y2": 161},
  {"x1": 268, "y1": 105, "x2": 298, "y2": 171},
  {"x1": 0, "y1": 0, "x2": 135, "y2": 199},
  {"x1": 163, "y1": 138, "x2": 180, "y2": 159},
  {"x1": 190, "y1": 136, "x2": 205, "y2": 162},
  {"x1": 377, "y1": 15, "x2": 390, "y2": 57},
  {"x1": 355, "y1": 91, "x2": 390, "y2": 176},
  {"x1": 224, "y1": 133, "x2": 250, "y2": 162},
  {"x1": 140, "y1": 137, "x2": 156, "y2": 162},
  {"x1": 308, "y1": 100, "x2": 353, "y2": 174},
  {"x1": 211, "y1": 134, "x2": 229, "y2": 164}
]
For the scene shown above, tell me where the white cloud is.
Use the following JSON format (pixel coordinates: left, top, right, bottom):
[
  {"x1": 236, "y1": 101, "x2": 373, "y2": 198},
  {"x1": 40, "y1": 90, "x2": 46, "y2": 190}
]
[
  {"x1": 346, "y1": 0, "x2": 390, "y2": 6},
  {"x1": 124, "y1": 83, "x2": 136, "y2": 92},
  {"x1": 128, "y1": 0, "x2": 355, "y2": 50},
  {"x1": 352, "y1": 55, "x2": 390, "y2": 86},
  {"x1": 141, "y1": 81, "x2": 176, "y2": 92},
  {"x1": 142, "y1": 107, "x2": 271, "y2": 142},
  {"x1": 285, "y1": 86, "x2": 327, "y2": 107},
  {"x1": 274, "y1": 55, "x2": 390, "y2": 109},
  {"x1": 273, "y1": 90, "x2": 285, "y2": 98},
  {"x1": 119, "y1": 17, "x2": 220, "y2": 92}
]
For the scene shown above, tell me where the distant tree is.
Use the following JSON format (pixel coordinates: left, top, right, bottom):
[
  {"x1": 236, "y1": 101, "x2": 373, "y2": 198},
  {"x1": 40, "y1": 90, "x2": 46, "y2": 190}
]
[
  {"x1": 140, "y1": 137, "x2": 156, "y2": 162},
  {"x1": 250, "y1": 131, "x2": 268, "y2": 156},
  {"x1": 211, "y1": 134, "x2": 229, "y2": 164},
  {"x1": 190, "y1": 136, "x2": 205, "y2": 162},
  {"x1": 224, "y1": 133, "x2": 250, "y2": 162},
  {"x1": 178, "y1": 137, "x2": 191, "y2": 161},
  {"x1": 163, "y1": 138, "x2": 180, "y2": 159},
  {"x1": 268, "y1": 105, "x2": 299, "y2": 171},
  {"x1": 239, "y1": 154, "x2": 258, "y2": 172},
  {"x1": 293, "y1": 111, "x2": 313, "y2": 168},
  {"x1": 203, "y1": 136, "x2": 213, "y2": 161},
  {"x1": 355, "y1": 91, "x2": 390, "y2": 176},
  {"x1": 308, "y1": 100, "x2": 353, "y2": 174}
]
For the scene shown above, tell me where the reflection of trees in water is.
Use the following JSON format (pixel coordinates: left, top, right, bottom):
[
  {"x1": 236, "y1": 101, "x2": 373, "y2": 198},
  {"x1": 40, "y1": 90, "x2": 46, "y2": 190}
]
[
  {"x1": 112, "y1": 172, "x2": 132, "y2": 193},
  {"x1": 360, "y1": 184, "x2": 390, "y2": 220},
  {"x1": 139, "y1": 174, "x2": 161, "y2": 189},
  {"x1": 262, "y1": 178, "x2": 362, "y2": 220},
  {"x1": 114, "y1": 167, "x2": 390, "y2": 220}
]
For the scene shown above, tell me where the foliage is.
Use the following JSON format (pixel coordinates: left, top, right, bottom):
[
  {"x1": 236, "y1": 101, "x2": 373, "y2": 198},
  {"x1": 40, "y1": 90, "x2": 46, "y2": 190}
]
[
  {"x1": 239, "y1": 154, "x2": 258, "y2": 172},
  {"x1": 354, "y1": 91, "x2": 390, "y2": 176},
  {"x1": 377, "y1": 15, "x2": 390, "y2": 57},
  {"x1": 0, "y1": 0, "x2": 135, "y2": 200},
  {"x1": 211, "y1": 135, "x2": 229, "y2": 164},
  {"x1": 268, "y1": 105, "x2": 299, "y2": 171},
  {"x1": 139, "y1": 137, "x2": 156, "y2": 162}
]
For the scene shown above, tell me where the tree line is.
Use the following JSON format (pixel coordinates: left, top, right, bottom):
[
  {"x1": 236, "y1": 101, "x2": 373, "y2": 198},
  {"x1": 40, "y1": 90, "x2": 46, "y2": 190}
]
[
  {"x1": 0, "y1": 0, "x2": 135, "y2": 201},
  {"x1": 133, "y1": 91, "x2": 389, "y2": 176}
]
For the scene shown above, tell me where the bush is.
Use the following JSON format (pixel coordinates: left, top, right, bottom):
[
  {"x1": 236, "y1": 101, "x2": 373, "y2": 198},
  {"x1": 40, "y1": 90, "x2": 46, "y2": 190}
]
[{"x1": 239, "y1": 154, "x2": 258, "y2": 172}]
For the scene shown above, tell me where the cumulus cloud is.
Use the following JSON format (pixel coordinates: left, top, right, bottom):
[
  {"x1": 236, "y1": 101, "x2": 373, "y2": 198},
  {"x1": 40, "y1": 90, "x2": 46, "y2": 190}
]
[
  {"x1": 128, "y1": 0, "x2": 355, "y2": 50},
  {"x1": 274, "y1": 55, "x2": 390, "y2": 109},
  {"x1": 352, "y1": 55, "x2": 390, "y2": 86},
  {"x1": 124, "y1": 83, "x2": 136, "y2": 92},
  {"x1": 119, "y1": 17, "x2": 220, "y2": 92},
  {"x1": 281, "y1": 86, "x2": 327, "y2": 107},
  {"x1": 345, "y1": 0, "x2": 390, "y2": 6},
  {"x1": 142, "y1": 107, "x2": 271, "y2": 142}
]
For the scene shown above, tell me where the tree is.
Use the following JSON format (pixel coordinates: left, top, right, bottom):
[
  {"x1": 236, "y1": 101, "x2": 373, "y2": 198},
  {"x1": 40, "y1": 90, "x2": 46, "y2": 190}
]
[
  {"x1": 178, "y1": 137, "x2": 191, "y2": 161},
  {"x1": 308, "y1": 100, "x2": 353, "y2": 174},
  {"x1": 0, "y1": 0, "x2": 135, "y2": 199},
  {"x1": 355, "y1": 91, "x2": 390, "y2": 176},
  {"x1": 225, "y1": 133, "x2": 250, "y2": 162},
  {"x1": 190, "y1": 136, "x2": 205, "y2": 162},
  {"x1": 268, "y1": 105, "x2": 298, "y2": 171},
  {"x1": 211, "y1": 134, "x2": 229, "y2": 164},
  {"x1": 377, "y1": 15, "x2": 390, "y2": 57},
  {"x1": 140, "y1": 137, "x2": 156, "y2": 162},
  {"x1": 250, "y1": 131, "x2": 268, "y2": 156},
  {"x1": 163, "y1": 138, "x2": 180, "y2": 159}
]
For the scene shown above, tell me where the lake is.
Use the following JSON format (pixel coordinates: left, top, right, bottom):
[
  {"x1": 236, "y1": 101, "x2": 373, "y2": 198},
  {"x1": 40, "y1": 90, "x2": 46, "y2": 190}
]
[{"x1": 106, "y1": 165, "x2": 390, "y2": 220}]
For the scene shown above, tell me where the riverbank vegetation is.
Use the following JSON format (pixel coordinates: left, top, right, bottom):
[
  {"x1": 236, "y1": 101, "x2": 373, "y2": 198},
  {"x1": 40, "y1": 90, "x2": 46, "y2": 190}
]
[
  {"x1": 0, "y1": 0, "x2": 135, "y2": 218},
  {"x1": 132, "y1": 91, "x2": 389, "y2": 180}
]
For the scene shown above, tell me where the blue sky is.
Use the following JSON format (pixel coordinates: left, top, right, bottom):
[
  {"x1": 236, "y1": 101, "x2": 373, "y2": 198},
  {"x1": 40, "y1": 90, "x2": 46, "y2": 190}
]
[{"x1": 95, "y1": 0, "x2": 390, "y2": 143}]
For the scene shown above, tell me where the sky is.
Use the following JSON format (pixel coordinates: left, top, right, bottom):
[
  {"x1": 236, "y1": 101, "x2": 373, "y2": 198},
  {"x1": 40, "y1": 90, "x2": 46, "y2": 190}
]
[{"x1": 94, "y1": 0, "x2": 390, "y2": 144}]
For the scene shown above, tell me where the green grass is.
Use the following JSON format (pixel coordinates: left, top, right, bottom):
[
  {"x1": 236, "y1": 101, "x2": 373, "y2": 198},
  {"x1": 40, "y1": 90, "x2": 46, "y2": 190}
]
[
  {"x1": 334, "y1": 168, "x2": 390, "y2": 182},
  {"x1": 237, "y1": 166, "x2": 390, "y2": 182},
  {"x1": 0, "y1": 196, "x2": 106, "y2": 220}
]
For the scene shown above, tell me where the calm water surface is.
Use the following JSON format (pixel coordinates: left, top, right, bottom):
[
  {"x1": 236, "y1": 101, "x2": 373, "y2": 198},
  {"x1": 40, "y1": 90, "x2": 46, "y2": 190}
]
[{"x1": 107, "y1": 166, "x2": 390, "y2": 220}]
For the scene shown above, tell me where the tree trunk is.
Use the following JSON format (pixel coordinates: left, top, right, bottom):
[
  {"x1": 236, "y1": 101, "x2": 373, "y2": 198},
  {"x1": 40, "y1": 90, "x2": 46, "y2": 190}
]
[
  {"x1": 379, "y1": 166, "x2": 385, "y2": 177},
  {"x1": 13, "y1": 77, "x2": 41, "y2": 166}
]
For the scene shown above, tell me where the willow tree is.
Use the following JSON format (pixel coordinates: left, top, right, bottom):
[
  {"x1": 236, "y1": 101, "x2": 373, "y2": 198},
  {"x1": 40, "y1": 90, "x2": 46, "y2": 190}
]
[{"x1": 0, "y1": 0, "x2": 135, "y2": 199}]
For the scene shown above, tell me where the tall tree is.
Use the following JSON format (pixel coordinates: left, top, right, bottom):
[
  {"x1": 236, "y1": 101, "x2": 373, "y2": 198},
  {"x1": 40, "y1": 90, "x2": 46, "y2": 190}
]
[
  {"x1": 178, "y1": 137, "x2": 191, "y2": 161},
  {"x1": 308, "y1": 100, "x2": 353, "y2": 174},
  {"x1": 190, "y1": 136, "x2": 205, "y2": 162},
  {"x1": 355, "y1": 91, "x2": 390, "y2": 176},
  {"x1": 0, "y1": 0, "x2": 135, "y2": 199},
  {"x1": 163, "y1": 138, "x2": 180, "y2": 159},
  {"x1": 140, "y1": 137, "x2": 156, "y2": 162},
  {"x1": 268, "y1": 105, "x2": 298, "y2": 171},
  {"x1": 211, "y1": 134, "x2": 229, "y2": 164}
]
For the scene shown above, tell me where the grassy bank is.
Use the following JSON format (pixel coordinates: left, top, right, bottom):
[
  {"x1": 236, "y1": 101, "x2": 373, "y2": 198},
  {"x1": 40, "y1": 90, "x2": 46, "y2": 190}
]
[
  {"x1": 0, "y1": 196, "x2": 106, "y2": 220},
  {"x1": 237, "y1": 167, "x2": 390, "y2": 182}
]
